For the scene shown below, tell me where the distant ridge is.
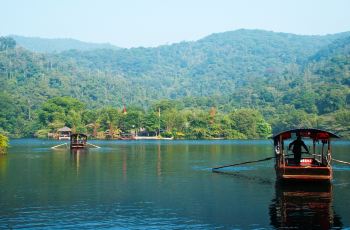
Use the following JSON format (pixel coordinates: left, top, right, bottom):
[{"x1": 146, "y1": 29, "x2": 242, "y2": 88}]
[
  {"x1": 10, "y1": 35, "x2": 120, "y2": 53},
  {"x1": 310, "y1": 35, "x2": 350, "y2": 61}
]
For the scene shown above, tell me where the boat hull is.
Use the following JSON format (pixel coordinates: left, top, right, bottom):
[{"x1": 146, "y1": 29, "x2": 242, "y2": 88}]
[
  {"x1": 70, "y1": 145, "x2": 86, "y2": 149},
  {"x1": 276, "y1": 166, "x2": 332, "y2": 182}
]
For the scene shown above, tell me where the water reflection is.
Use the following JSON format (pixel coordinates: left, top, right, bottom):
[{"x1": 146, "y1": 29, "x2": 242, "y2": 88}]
[
  {"x1": 269, "y1": 182, "x2": 343, "y2": 229},
  {"x1": 123, "y1": 153, "x2": 127, "y2": 180},
  {"x1": 70, "y1": 149, "x2": 88, "y2": 175},
  {"x1": 0, "y1": 155, "x2": 8, "y2": 178},
  {"x1": 2, "y1": 139, "x2": 349, "y2": 229},
  {"x1": 157, "y1": 143, "x2": 162, "y2": 177}
]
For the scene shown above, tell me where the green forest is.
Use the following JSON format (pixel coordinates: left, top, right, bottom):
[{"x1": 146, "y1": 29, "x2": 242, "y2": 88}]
[{"x1": 0, "y1": 29, "x2": 349, "y2": 139}]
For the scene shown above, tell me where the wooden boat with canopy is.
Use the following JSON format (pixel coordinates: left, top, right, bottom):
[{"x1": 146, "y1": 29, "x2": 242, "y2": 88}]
[
  {"x1": 273, "y1": 128, "x2": 340, "y2": 182},
  {"x1": 70, "y1": 133, "x2": 88, "y2": 149}
]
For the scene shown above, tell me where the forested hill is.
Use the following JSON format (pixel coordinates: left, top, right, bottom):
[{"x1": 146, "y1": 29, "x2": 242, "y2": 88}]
[
  {"x1": 310, "y1": 35, "x2": 350, "y2": 61},
  {"x1": 55, "y1": 30, "x2": 350, "y2": 102},
  {"x1": 11, "y1": 35, "x2": 119, "y2": 53},
  {"x1": 60, "y1": 29, "x2": 349, "y2": 74},
  {"x1": 0, "y1": 29, "x2": 350, "y2": 138}
]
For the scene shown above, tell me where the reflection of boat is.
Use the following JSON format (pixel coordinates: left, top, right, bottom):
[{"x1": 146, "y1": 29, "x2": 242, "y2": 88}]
[
  {"x1": 70, "y1": 133, "x2": 87, "y2": 149},
  {"x1": 70, "y1": 148, "x2": 88, "y2": 174},
  {"x1": 269, "y1": 182, "x2": 342, "y2": 229},
  {"x1": 273, "y1": 129, "x2": 339, "y2": 182}
]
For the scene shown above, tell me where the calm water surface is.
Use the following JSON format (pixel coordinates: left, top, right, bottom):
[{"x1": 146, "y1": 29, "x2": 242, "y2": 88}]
[{"x1": 0, "y1": 139, "x2": 349, "y2": 229}]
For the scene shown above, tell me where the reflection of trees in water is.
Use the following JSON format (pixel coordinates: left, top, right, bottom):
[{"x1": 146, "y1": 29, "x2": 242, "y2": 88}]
[
  {"x1": 0, "y1": 155, "x2": 8, "y2": 177},
  {"x1": 269, "y1": 182, "x2": 343, "y2": 229}
]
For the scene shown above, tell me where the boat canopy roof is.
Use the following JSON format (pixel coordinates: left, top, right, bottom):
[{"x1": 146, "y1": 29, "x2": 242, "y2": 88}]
[
  {"x1": 273, "y1": 128, "x2": 340, "y2": 141},
  {"x1": 70, "y1": 133, "x2": 87, "y2": 138}
]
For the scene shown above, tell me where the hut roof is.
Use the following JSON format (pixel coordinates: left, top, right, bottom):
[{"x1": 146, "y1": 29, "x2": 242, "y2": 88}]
[{"x1": 57, "y1": 126, "x2": 71, "y2": 132}]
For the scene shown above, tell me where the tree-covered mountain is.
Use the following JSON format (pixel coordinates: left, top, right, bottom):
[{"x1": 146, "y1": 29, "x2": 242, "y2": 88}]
[
  {"x1": 310, "y1": 35, "x2": 350, "y2": 61},
  {"x1": 10, "y1": 35, "x2": 119, "y2": 53},
  {"x1": 0, "y1": 29, "x2": 349, "y2": 138}
]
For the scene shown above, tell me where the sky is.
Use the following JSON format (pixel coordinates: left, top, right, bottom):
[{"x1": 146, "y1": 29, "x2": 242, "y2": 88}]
[{"x1": 1, "y1": 0, "x2": 350, "y2": 48}]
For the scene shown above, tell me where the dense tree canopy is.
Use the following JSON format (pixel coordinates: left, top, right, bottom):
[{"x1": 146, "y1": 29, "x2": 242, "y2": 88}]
[
  {"x1": 0, "y1": 37, "x2": 16, "y2": 51},
  {"x1": 0, "y1": 29, "x2": 350, "y2": 138}
]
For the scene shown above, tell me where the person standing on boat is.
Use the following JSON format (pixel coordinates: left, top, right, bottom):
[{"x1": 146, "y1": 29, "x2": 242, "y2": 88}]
[{"x1": 288, "y1": 134, "x2": 309, "y2": 165}]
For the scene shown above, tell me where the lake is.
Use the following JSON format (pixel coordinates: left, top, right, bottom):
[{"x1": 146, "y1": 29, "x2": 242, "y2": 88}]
[{"x1": 0, "y1": 139, "x2": 349, "y2": 229}]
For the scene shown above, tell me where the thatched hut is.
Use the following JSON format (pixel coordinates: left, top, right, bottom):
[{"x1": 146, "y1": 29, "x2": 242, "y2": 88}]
[{"x1": 57, "y1": 126, "x2": 71, "y2": 140}]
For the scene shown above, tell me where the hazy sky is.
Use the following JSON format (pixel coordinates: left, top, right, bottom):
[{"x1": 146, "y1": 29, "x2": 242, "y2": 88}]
[{"x1": 1, "y1": 0, "x2": 349, "y2": 48}]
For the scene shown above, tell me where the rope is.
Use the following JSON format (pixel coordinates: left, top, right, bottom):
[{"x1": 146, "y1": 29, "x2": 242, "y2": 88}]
[
  {"x1": 52, "y1": 142, "x2": 101, "y2": 149},
  {"x1": 86, "y1": 142, "x2": 101, "y2": 148},
  {"x1": 332, "y1": 158, "x2": 350, "y2": 165},
  {"x1": 212, "y1": 151, "x2": 350, "y2": 172},
  {"x1": 308, "y1": 153, "x2": 350, "y2": 165},
  {"x1": 212, "y1": 153, "x2": 294, "y2": 172},
  {"x1": 212, "y1": 156, "x2": 276, "y2": 171},
  {"x1": 51, "y1": 143, "x2": 68, "y2": 149}
]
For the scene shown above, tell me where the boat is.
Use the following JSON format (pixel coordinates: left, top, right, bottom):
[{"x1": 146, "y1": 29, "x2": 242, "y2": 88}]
[
  {"x1": 273, "y1": 128, "x2": 340, "y2": 182},
  {"x1": 70, "y1": 133, "x2": 88, "y2": 149}
]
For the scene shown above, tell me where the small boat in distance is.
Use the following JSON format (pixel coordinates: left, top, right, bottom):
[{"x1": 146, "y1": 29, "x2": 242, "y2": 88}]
[
  {"x1": 70, "y1": 133, "x2": 88, "y2": 149},
  {"x1": 273, "y1": 128, "x2": 340, "y2": 182}
]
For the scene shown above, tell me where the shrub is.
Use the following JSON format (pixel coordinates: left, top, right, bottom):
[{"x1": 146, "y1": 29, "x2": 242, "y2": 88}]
[{"x1": 0, "y1": 134, "x2": 9, "y2": 154}]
